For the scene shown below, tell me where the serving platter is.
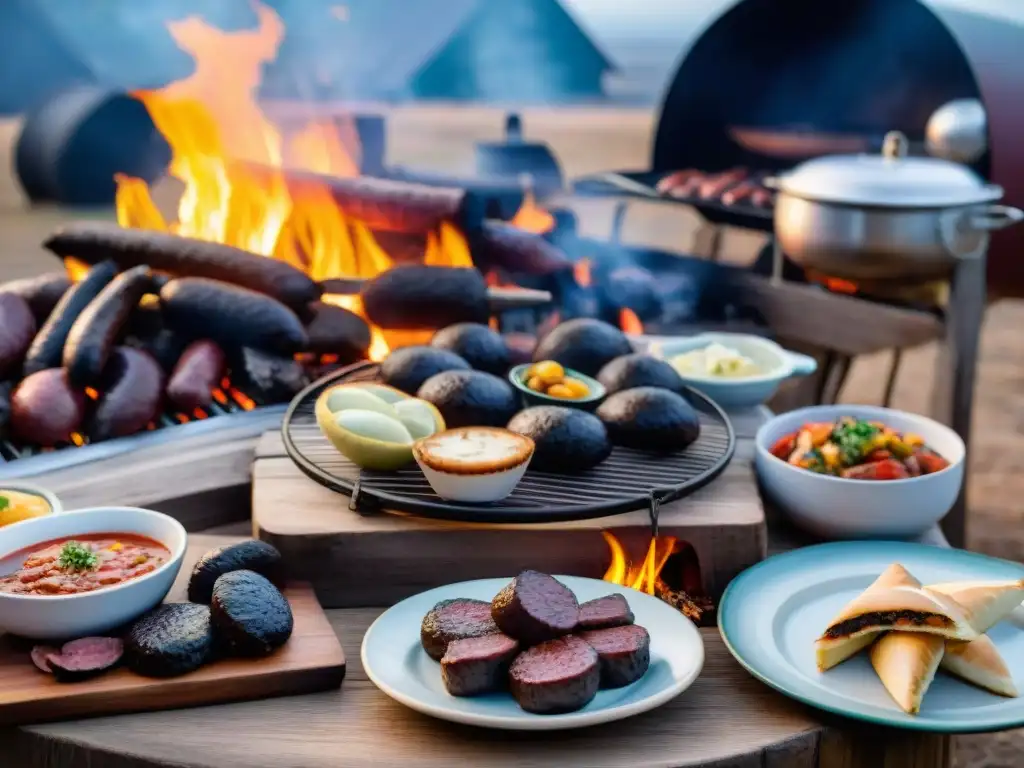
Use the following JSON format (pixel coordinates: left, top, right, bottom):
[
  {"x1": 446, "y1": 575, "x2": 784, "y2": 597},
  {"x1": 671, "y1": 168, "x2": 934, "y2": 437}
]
[
  {"x1": 281, "y1": 362, "x2": 736, "y2": 524},
  {"x1": 719, "y1": 541, "x2": 1024, "y2": 733},
  {"x1": 361, "y1": 575, "x2": 704, "y2": 730}
]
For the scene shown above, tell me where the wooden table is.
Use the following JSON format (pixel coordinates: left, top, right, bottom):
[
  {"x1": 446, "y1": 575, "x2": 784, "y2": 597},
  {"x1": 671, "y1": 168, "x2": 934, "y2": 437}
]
[{"x1": 0, "y1": 409, "x2": 953, "y2": 768}]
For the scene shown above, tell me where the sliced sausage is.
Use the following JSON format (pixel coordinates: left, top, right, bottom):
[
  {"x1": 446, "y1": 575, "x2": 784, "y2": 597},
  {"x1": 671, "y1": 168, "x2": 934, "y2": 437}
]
[
  {"x1": 160, "y1": 278, "x2": 308, "y2": 356},
  {"x1": 46, "y1": 637, "x2": 124, "y2": 682},
  {"x1": 720, "y1": 181, "x2": 759, "y2": 206},
  {"x1": 577, "y1": 594, "x2": 635, "y2": 631},
  {"x1": 698, "y1": 168, "x2": 747, "y2": 200},
  {"x1": 166, "y1": 340, "x2": 226, "y2": 411},
  {"x1": 491, "y1": 570, "x2": 579, "y2": 645},
  {"x1": 0, "y1": 293, "x2": 36, "y2": 378},
  {"x1": 88, "y1": 347, "x2": 164, "y2": 441},
  {"x1": 0, "y1": 272, "x2": 72, "y2": 323},
  {"x1": 667, "y1": 176, "x2": 704, "y2": 199},
  {"x1": 421, "y1": 598, "x2": 500, "y2": 661},
  {"x1": 655, "y1": 169, "x2": 698, "y2": 195},
  {"x1": 749, "y1": 188, "x2": 774, "y2": 207},
  {"x1": 509, "y1": 635, "x2": 600, "y2": 714},
  {"x1": 23, "y1": 261, "x2": 118, "y2": 376},
  {"x1": 30, "y1": 644, "x2": 59, "y2": 673},
  {"x1": 63, "y1": 265, "x2": 154, "y2": 387},
  {"x1": 440, "y1": 633, "x2": 520, "y2": 697},
  {"x1": 10, "y1": 368, "x2": 85, "y2": 445},
  {"x1": 304, "y1": 301, "x2": 371, "y2": 360},
  {"x1": 579, "y1": 624, "x2": 651, "y2": 688}
]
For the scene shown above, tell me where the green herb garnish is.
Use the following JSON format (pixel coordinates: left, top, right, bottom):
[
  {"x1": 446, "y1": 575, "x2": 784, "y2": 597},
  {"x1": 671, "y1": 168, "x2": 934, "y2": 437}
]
[
  {"x1": 58, "y1": 541, "x2": 98, "y2": 571},
  {"x1": 831, "y1": 419, "x2": 880, "y2": 465},
  {"x1": 0, "y1": 496, "x2": 8, "y2": 512}
]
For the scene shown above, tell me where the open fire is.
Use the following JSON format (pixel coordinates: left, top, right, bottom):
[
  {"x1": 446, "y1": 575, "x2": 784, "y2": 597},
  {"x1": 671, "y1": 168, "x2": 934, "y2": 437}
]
[{"x1": 601, "y1": 531, "x2": 713, "y2": 622}]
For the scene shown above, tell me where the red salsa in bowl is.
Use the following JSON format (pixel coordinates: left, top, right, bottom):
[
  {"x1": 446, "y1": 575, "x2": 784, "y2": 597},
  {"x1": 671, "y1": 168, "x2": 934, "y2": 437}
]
[{"x1": 0, "y1": 534, "x2": 170, "y2": 596}]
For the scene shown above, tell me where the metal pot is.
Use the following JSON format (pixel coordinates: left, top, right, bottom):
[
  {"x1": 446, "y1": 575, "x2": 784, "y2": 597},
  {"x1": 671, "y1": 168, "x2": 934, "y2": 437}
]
[{"x1": 769, "y1": 131, "x2": 1024, "y2": 281}]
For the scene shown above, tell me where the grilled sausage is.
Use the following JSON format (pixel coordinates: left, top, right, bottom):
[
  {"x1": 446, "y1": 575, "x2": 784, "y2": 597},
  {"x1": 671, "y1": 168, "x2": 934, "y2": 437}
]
[
  {"x1": 441, "y1": 633, "x2": 519, "y2": 697},
  {"x1": 698, "y1": 168, "x2": 747, "y2": 200},
  {"x1": 750, "y1": 188, "x2": 774, "y2": 207},
  {"x1": 88, "y1": 347, "x2": 164, "y2": 441},
  {"x1": 10, "y1": 368, "x2": 86, "y2": 446},
  {"x1": 579, "y1": 624, "x2": 651, "y2": 688},
  {"x1": 23, "y1": 261, "x2": 117, "y2": 377},
  {"x1": 227, "y1": 347, "x2": 309, "y2": 406},
  {"x1": 655, "y1": 169, "x2": 698, "y2": 195},
  {"x1": 166, "y1": 340, "x2": 226, "y2": 412},
  {"x1": 44, "y1": 221, "x2": 320, "y2": 310},
  {"x1": 472, "y1": 223, "x2": 572, "y2": 276},
  {"x1": 0, "y1": 293, "x2": 36, "y2": 378},
  {"x1": 63, "y1": 265, "x2": 154, "y2": 387},
  {"x1": 576, "y1": 594, "x2": 635, "y2": 631},
  {"x1": 0, "y1": 272, "x2": 72, "y2": 323},
  {"x1": 160, "y1": 278, "x2": 308, "y2": 356},
  {"x1": 667, "y1": 176, "x2": 704, "y2": 199},
  {"x1": 720, "y1": 181, "x2": 759, "y2": 206},
  {"x1": 421, "y1": 598, "x2": 500, "y2": 661},
  {"x1": 491, "y1": 570, "x2": 579, "y2": 645},
  {"x1": 508, "y1": 636, "x2": 600, "y2": 714},
  {"x1": 304, "y1": 301, "x2": 371, "y2": 360},
  {"x1": 361, "y1": 266, "x2": 489, "y2": 330}
]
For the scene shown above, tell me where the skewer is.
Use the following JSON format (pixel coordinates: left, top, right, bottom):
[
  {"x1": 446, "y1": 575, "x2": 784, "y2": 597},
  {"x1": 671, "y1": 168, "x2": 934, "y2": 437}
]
[{"x1": 318, "y1": 277, "x2": 553, "y2": 311}]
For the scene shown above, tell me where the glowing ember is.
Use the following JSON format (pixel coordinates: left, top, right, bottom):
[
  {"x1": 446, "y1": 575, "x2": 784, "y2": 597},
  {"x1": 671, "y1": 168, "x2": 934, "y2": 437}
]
[
  {"x1": 114, "y1": 1, "x2": 473, "y2": 363},
  {"x1": 510, "y1": 190, "x2": 555, "y2": 234},
  {"x1": 573, "y1": 258, "x2": 592, "y2": 288},
  {"x1": 619, "y1": 308, "x2": 643, "y2": 335}
]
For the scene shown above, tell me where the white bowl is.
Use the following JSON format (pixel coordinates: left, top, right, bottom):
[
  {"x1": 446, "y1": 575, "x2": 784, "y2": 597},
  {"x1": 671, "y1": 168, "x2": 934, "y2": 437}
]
[
  {"x1": 416, "y1": 459, "x2": 531, "y2": 503},
  {"x1": 647, "y1": 332, "x2": 817, "y2": 409},
  {"x1": 0, "y1": 506, "x2": 187, "y2": 640},
  {"x1": 0, "y1": 482, "x2": 64, "y2": 523},
  {"x1": 755, "y1": 405, "x2": 965, "y2": 539}
]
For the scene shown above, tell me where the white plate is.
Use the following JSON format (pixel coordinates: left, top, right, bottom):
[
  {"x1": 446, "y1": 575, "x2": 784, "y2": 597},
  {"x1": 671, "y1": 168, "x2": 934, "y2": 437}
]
[{"x1": 361, "y1": 575, "x2": 704, "y2": 730}]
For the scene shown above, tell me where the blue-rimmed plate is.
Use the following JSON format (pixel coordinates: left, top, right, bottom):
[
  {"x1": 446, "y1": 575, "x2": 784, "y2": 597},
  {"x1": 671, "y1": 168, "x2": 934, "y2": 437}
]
[
  {"x1": 361, "y1": 576, "x2": 704, "y2": 730},
  {"x1": 719, "y1": 541, "x2": 1024, "y2": 732}
]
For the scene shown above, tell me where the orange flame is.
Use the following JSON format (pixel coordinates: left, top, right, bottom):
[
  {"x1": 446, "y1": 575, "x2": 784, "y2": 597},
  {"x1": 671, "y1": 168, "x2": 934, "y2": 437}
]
[
  {"x1": 601, "y1": 531, "x2": 679, "y2": 595},
  {"x1": 114, "y1": 2, "x2": 472, "y2": 363},
  {"x1": 573, "y1": 258, "x2": 592, "y2": 288},
  {"x1": 510, "y1": 190, "x2": 555, "y2": 234},
  {"x1": 619, "y1": 308, "x2": 643, "y2": 335}
]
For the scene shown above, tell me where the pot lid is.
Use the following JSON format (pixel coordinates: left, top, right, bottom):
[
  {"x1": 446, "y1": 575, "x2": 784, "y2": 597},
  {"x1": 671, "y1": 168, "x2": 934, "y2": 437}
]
[{"x1": 775, "y1": 131, "x2": 1003, "y2": 207}]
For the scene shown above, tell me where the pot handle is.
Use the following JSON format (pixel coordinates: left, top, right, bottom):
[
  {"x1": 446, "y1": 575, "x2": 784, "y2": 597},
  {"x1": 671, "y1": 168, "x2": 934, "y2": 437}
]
[
  {"x1": 971, "y1": 205, "x2": 1024, "y2": 231},
  {"x1": 784, "y1": 351, "x2": 818, "y2": 377}
]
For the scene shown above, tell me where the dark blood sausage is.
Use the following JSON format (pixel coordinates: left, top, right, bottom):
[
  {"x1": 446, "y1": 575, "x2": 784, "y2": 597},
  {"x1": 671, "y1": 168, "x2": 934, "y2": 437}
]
[
  {"x1": 132, "y1": 328, "x2": 188, "y2": 375},
  {"x1": 361, "y1": 266, "x2": 489, "y2": 330},
  {"x1": 126, "y1": 603, "x2": 215, "y2": 678},
  {"x1": 472, "y1": 223, "x2": 572, "y2": 276},
  {"x1": 698, "y1": 168, "x2": 747, "y2": 200},
  {"x1": 509, "y1": 635, "x2": 600, "y2": 714},
  {"x1": 491, "y1": 570, "x2": 580, "y2": 646},
  {"x1": 720, "y1": 181, "x2": 759, "y2": 206},
  {"x1": 441, "y1": 633, "x2": 520, "y2": 697},
  {"x1": 228, "y1": 347, "x2": 309, "y2": 405},
  {"x1": 0, "y1": 293, "x2": 36, "y2": 379},
  {"x1": 63, "y1": 265, "x2": 154, "y2": 387},
  {"x1": 166, "y1": 340, "x2": 226, "y2": 412},
  {"x1": 0, "y1": 380, "x2": 13, "y2": 434},
  {"x1": 88, "y1": 347, "x2": 164, "y2": 441},
  {"x1": 188, "y1": 540, "x2": 283, "y2": 605},
  {"x1": 0, "y1": 272, "x2": 72, "y2": 324},
  {"x1": 30, "y1": 644, "x2": 59, "y2": 673},
  {"x1": 23, "y1": 260, "x2": 117, "y2": 376},
  {"x1": 10, "y1": 368, "x2": 85, "y2": 445},
  {"x1": 577, "y1": 594, "x2": 636, "y2": 631},
  {"x1": 46, "y1": 637, "x2": 124, "y2": 682},
  {"x1": 421, "y1": 598, "x2": 500, "y2": 661},
  {"x1": 43, "y1": 221, "x2": 320, "y2": 310},
  {"x1": 160, "y1": 278, "x2": 308, "y2": 356},
  {"x1": 580, "y1": 624, "x2": 651, "y2": 688},
  {"x1": 210, "y1": 570, "x2": 294, "y2": 657},
  {"x1": 304, "y1": 301, "x2": 371, "y2": 360},
  {"x1": 655, "y1": 169, "x2": 698, "y2": 195}
]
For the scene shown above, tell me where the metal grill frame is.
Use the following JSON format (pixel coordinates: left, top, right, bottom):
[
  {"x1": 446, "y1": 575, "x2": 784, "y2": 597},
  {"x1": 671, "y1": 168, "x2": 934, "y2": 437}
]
[{"x1": 282, "y1": 361, "x2": 737, "y2": 524}]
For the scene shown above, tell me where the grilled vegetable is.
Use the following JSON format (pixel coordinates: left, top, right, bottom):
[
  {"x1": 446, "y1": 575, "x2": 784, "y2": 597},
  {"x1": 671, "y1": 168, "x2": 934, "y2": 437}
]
[
  {"x1": 44, "y1": 221, "x2": 320, "y2": 310},
  {"x1": 63, "y1": 265, "x2": 154, "y2": 387},
  {"x1": 0, "y1": 272, "x2": 72, "y2": 323},
  {"x1": 0, "y1": 293, "x2": 36, "y2": 379},
  {"x1": 160, "y1": 278, "x2": 308, "y2": 356},
  {"x1": 88, "y1": 347, "x2": 164, "y2": 442},
  {"x1": 23, "y1": 261, "x2": 117, "y2": 376},
  {"x1": 361, "y1": 266, "x2": 488, "y2": 330}
]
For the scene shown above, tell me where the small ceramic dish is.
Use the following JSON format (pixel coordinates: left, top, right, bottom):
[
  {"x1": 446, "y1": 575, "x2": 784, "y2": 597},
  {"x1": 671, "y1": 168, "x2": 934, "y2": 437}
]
[
  {"x1": 0, "y1": 483, "x2": 63, "y2": 528},
  {"x1": 0, "y1": 506, "x2": 187, "y2": 640},
  {"x1": 648, "y1": 333, "x2": 817, "y2": 409},
  {"x1": 413, "y1": 428, "x2": 535, "y2": 503},
  {"x1": 508, "y1": 364, "x2": 606, "y2": 411}
]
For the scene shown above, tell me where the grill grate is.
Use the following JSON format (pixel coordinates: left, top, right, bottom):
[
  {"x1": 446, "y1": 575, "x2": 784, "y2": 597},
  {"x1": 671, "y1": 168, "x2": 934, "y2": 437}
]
[{"x1": 282, "y1": 362, "x2": 737, "y2": 524}]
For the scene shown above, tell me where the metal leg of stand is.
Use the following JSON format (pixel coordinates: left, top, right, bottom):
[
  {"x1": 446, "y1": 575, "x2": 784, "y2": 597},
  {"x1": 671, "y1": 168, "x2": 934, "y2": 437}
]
[
  {"x1": 931, "y1": 256, "x2": 986, "y2": 549},
  {"x1": 882, "y1": 349, "x2": 903, "y2": 408}
]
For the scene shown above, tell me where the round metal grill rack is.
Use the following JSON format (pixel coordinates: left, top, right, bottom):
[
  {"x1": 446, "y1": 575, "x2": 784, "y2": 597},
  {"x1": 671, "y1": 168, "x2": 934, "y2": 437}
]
[{"x1": 282, "y1": 362, "x2": 736, "y2": 524}]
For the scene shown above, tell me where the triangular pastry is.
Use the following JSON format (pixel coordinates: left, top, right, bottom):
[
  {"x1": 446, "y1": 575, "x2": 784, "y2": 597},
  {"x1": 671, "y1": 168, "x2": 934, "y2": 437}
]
[
  {"x1": 928, "y1": 579, "x2": 1024, "y2": 634},
  {"x1": 817, "y1": 564, "x2": 921, "y2": 671},
  {"x1": 870, "y1": 632, "x2": 944, "y2": 714},
  {"x1": 942, "y1": 636, "x2": 1018, "y2": 698}
]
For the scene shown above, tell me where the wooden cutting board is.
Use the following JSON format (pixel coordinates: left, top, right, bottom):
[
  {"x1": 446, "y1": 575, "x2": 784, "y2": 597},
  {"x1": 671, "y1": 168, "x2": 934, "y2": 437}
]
[{"x1": 0, "y1": 535, "x2": 346, "y2": 726}]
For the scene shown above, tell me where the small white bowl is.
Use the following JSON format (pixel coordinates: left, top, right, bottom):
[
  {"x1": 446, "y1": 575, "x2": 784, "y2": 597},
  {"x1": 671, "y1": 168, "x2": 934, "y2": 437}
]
[
  {"x1": 755, "y1": 405, "x2": 965, "y2": 539},
  {"x1": 0, "y1": 482, "x2": 64, "y2": 525},
  {"x1": 647, "y1": 332, "x2": 817, "y2": 409},
  {"x1": 0, "y1": 506, "x2": 187, "y2": 640},
  {"x1": 413, "y1": 428, "x2": 534, "y2": 503}
]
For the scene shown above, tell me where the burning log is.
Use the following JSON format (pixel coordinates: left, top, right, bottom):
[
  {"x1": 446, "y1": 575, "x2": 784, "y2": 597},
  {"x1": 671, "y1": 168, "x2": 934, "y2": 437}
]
[
  {"x1": 471, "y1": 222, "x2": 573, "y2": 276},
  {"x1": 43, "y1": 222, "x2": 321, "y2": 311}
]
